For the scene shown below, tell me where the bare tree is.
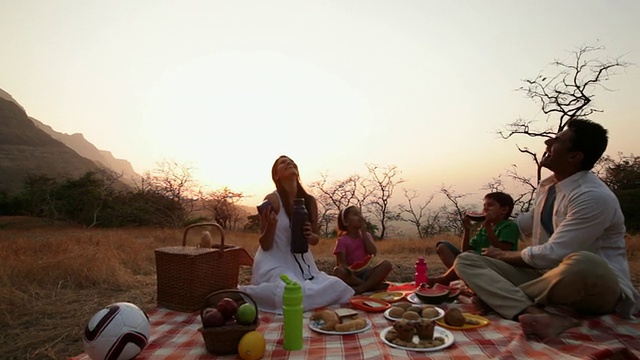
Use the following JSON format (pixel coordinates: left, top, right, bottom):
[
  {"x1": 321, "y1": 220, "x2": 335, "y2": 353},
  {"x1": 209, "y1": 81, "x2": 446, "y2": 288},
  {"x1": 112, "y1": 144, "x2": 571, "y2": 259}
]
[
  {"x1": 439, "y1": 186, "x2": 472, "y2": 235},
  {"x1": 397, "y1": 189, "x2": 442, "y2": 238},
  {"x1": 503, "y1": 164, "x2": 538, "y2": 215},
  {"x1": 366, "y1": 164, "x2": 405, "y2": 239},
  {"x1": 203, "y1": 187, "x2": 246, "y2": 230},
  {"x1": 87, "y1": 167, "x2": 123, "y2": 228},
  {"x1": 595, "y1": 152, "x2": 640, "y2": 191},
  {"x1": 480, "y1": 176, "x2": 505, "y2": 193},
  {"x1": 498, "y1": 44, "x2": 630, "y2": 211},
  {"x1": 135, "y1": 159, "x2": 201, "y2": 227},
  {"x1": 309, "y1": 173, "x2": 369, "y2": 236}
]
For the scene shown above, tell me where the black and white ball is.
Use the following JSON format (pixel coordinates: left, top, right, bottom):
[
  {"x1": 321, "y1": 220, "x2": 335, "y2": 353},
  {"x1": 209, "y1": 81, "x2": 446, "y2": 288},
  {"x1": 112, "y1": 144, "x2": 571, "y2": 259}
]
[{"x1": 82, "y1": 302, "x2": 151, "y2": 360}]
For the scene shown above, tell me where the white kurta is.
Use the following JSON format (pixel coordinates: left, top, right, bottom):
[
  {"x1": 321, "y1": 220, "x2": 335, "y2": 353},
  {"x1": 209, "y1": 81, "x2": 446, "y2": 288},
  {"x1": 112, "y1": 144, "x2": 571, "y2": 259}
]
[{"x1": 239, "y1": 191, "x2": 354, "y2": 313}]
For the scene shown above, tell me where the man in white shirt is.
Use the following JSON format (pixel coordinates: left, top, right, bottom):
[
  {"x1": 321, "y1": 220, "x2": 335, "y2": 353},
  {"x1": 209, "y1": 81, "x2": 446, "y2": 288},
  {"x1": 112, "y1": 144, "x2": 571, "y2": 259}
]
[{"x1": 454, "y1": 118, "x2": 640, "y2": 339}]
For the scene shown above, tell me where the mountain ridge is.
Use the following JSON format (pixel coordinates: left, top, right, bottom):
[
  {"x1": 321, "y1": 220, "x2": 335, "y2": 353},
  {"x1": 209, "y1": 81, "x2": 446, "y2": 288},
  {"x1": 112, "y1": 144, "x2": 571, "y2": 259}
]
[
  {"x1": 0, "y1": 87, "x2": 140, "y2": 194},
  {"x1": 29, "y1": 117, "x2": 140, "y2": 184}
]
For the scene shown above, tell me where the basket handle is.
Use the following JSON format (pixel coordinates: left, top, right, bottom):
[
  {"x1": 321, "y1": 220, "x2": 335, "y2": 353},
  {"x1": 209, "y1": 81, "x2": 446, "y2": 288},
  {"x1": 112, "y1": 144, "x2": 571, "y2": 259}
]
[
  {"x1": 200, "y1": 289, "x2": 260, "y2": 326},
  {"x1": 182, "y1": 222, "x2": 225, "y2": 248}
]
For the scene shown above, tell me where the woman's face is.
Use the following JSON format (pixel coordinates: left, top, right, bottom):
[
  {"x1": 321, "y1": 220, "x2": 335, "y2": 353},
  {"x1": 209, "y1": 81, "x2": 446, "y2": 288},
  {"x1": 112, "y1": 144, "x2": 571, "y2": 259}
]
[{"x1": 273, "y1": 156, "x2": 299, "y2": 181}]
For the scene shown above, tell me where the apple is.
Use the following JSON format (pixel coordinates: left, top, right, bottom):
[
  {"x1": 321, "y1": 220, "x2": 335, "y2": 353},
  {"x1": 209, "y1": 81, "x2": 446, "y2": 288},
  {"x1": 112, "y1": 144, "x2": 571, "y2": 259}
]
[
  {"x1": 235, "y1": 303, "x2": 257, "y2": 325},
  {"x1": 202, "y1": 307, "x2": 225, "y2": 327},
  {"x1": 217, "y1": 297, "x2": 238, "y2": 320}
]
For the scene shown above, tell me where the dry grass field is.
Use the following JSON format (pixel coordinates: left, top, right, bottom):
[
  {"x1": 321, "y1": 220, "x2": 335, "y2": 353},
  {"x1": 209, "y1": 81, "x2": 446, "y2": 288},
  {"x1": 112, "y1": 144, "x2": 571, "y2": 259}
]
[{"x1": 1, "y1": 216, "x2": 639, "y2": 360}]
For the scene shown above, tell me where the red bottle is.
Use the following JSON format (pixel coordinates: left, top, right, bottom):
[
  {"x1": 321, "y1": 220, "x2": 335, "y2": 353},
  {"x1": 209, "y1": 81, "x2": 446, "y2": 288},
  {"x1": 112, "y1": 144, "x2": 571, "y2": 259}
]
[{"x1": 415, "y1": 257, "x2": 427, "y2": 287}]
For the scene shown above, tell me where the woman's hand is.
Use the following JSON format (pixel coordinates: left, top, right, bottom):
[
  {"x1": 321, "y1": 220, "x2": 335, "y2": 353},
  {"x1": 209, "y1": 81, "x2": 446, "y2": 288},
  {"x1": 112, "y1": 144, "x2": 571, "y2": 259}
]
[
  {"x1": 303, "y1": 221, "x2": 319, "y2": 245},
  {"x1": 258, "y1": 207, "x2": 277, "y2": 250},
  {"x1": 260, "y1": 207, "x2": 277, "y2": 228}
]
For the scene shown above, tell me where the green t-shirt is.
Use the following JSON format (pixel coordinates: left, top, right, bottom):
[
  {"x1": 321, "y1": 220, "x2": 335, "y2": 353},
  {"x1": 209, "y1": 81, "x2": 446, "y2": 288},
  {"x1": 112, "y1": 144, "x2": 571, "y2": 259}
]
[{"x1": 469, "y1": 219, "x2": 519, "y2": 252}]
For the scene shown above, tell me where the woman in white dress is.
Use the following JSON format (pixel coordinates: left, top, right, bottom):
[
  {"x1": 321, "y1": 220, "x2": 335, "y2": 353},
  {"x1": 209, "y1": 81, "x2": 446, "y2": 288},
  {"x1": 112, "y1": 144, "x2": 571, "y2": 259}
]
[{"x1": 239, "y1": 155, "x2": 354, "y2": 313}]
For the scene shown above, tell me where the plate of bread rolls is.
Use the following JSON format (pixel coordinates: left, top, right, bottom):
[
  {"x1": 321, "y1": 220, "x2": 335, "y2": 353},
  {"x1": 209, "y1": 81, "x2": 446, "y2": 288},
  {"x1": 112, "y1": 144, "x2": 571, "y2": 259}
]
[{"x1": 309, "y1": 309, "x2": 371, "y2": 335}]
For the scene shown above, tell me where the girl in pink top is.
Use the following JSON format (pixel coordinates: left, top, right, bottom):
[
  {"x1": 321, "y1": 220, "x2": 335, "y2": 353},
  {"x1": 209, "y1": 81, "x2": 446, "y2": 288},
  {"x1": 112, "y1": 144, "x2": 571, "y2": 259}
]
[{"x1": 332, "y1": 206, "x2": 393, "y2": 294}]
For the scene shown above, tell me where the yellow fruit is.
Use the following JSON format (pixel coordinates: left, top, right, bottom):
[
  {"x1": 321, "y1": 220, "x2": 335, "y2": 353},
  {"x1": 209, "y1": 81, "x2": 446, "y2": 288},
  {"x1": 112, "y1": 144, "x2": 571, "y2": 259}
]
[{"x1": 237, "y1": 331, "x2": 266, "y2": 360}]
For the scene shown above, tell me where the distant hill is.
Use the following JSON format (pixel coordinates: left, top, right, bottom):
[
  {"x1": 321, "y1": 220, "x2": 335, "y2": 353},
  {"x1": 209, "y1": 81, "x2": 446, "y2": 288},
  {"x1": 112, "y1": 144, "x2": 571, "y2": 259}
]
[
  {"x1": 30, "y1": 118, "x2": 139, "y2": 184},
  {"x1": 0, "y1": 88, "x2": 140, "y2": 194}
]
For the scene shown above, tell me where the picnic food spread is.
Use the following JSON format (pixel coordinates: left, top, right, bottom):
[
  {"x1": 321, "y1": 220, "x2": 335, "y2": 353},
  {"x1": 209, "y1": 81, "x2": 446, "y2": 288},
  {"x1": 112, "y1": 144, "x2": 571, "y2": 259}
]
[
  {"x1": 307, "y1": 293, "x2": 464, "y2": 351},
  {"x1": 310, "y1": 309, "x2": 369, "y2": 333},
  {"x1": 385, "y1": 302, "x2": 444, "y2": 321},
  {"x1": 370, "y1": 291, "x2": 405, "y2": 303},
  {"x1": 443, "y1": 308, "x2": 466, "y2": 327},
  {"x1": 349, "y1": 296, "x2": 392, "y2": 312},
  {"x1": 383, "y1": 318, "x2": 446, "y2": 349},
  {"x1": 436, "y1": 313, "x2": 490, "y2": 330}
]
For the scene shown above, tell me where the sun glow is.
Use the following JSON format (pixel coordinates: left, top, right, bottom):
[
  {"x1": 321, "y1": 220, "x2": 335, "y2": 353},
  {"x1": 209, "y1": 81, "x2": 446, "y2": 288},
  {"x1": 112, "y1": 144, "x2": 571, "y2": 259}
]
[{"x1": 140, "y1": 50, "x2": 374, "y2": 200}]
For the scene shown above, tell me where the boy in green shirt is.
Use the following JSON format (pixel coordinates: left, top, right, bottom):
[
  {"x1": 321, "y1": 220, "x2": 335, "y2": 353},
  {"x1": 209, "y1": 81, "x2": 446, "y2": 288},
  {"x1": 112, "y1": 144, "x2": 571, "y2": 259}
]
[{"x1": 426, "y1": 192, "x2": 519, "y2": 287}]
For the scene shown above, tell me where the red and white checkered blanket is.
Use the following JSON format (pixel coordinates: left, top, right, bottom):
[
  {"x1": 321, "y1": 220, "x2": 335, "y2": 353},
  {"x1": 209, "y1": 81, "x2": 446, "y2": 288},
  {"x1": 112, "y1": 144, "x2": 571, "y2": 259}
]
[{"x1": 72, "y1": 299, "x2": 640, "y2": 360}]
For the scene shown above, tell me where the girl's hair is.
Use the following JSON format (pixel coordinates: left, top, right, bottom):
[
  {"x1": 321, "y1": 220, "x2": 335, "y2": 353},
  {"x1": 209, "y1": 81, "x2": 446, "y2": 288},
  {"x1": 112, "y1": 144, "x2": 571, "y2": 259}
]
[
  {"x1": 271, "y1": 155, "x2": 314, "y2": 222},
  {"x1": 484, "y1": 191, "x2": 514, "y2": 219},
  {"x1": 336, "y1": 205, "x2": 358, "y2": 235}
]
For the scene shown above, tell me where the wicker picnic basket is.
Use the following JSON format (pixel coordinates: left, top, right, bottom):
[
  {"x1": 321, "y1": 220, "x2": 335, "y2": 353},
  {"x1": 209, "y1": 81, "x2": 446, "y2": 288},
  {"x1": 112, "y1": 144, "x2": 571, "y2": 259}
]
[
  {"x1": 154, "y1": 223, "x2": 254, "y2": 312},
  {"x1": 198, "y1": 289, "x2": 260, "y2": 355}
]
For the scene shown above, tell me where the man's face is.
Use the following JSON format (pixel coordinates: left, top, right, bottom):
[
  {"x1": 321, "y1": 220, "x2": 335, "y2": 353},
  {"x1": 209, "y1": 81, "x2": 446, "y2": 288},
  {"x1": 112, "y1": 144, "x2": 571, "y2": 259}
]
[{"x1": 541, "y1": 128, "x2": 582, "y2": 172}]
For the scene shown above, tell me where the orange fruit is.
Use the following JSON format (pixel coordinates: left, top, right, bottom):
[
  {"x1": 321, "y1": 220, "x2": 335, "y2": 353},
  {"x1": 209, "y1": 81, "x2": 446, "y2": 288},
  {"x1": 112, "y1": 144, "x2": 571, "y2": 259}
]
[{"x1": 237, "y1": 331, "x2": 266, "y2": 360}]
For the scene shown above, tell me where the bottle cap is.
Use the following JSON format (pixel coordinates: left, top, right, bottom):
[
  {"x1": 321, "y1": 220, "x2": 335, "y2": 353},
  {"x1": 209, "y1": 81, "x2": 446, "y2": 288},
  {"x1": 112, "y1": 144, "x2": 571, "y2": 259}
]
[{"x1": 280, "y1": 274, "x2": 302, "y2": 305}]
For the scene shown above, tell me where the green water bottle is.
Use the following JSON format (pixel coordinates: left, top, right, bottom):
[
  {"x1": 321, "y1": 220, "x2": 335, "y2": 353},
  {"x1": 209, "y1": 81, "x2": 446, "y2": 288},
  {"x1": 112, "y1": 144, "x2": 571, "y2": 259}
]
[{"x1": 280, "y1": 274, "x2": 303, "y2": 350}]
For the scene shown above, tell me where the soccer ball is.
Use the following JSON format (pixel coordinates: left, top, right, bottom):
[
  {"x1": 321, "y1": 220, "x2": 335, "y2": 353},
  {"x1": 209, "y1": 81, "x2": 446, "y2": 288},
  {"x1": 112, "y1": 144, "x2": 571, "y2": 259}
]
[{"x1": 82, "y1": 302, "x2": 151, "y2": 360}]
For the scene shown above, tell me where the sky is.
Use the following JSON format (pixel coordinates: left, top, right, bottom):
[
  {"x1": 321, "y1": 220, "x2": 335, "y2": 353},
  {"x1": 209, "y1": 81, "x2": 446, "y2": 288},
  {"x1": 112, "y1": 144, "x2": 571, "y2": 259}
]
[{"x1": 1, "y1": 0, "x2": 639, "y2": 208}]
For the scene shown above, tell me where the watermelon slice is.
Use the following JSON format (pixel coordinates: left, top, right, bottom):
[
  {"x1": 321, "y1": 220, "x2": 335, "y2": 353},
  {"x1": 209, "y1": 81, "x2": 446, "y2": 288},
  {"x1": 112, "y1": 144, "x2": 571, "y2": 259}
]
[
  {"x1": 414, "y1": 286, "x2": 449, "y2": 304},
  {"x1": 429, "y1": 283, "x2": 460, "y2": 302},
  {"x1": 348, "y1": 254, "x2": 374, "y2": 272},
  {"x1": 465, "y1": 211, "x2": 485, "y2": 222},
  {"x1": 448, "y1": 288, "x2": 461, "y2": 299},
  {"x1": 432, "y1": 283, "x2": 452, "y2": 291}
]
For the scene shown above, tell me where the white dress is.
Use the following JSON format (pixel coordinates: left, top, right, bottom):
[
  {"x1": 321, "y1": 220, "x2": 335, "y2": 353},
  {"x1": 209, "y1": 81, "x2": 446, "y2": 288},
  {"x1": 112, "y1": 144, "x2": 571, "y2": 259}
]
[{"x1": 238, "y1": 191, "x2": 355, "y2": 313}]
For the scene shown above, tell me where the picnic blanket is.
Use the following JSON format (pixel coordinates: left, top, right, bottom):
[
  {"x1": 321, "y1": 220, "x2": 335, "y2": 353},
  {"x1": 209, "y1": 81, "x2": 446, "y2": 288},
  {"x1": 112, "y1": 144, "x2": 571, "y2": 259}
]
[{"x1": 72, "y1": 297, "x2": 640, "y2": 360}]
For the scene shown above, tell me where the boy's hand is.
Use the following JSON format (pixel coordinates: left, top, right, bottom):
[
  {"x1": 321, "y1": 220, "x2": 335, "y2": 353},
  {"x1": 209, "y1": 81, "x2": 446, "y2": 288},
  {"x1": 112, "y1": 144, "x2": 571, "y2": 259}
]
[
  {"x1": 462, "y1": 215, "x2": 471, "y2": 230},
  {"x1": 482, "y1": 217, "x2": 497, "y2": 231}
]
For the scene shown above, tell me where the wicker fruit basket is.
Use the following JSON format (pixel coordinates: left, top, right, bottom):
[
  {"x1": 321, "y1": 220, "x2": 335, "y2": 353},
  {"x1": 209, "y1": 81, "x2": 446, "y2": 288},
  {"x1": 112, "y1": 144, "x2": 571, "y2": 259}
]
[
  {"x1": 198, "y1": 289, "x2": 260, "y2": 355},
  {"x1": 155, "y1": 223, "x2": 254, "y2": 312}
]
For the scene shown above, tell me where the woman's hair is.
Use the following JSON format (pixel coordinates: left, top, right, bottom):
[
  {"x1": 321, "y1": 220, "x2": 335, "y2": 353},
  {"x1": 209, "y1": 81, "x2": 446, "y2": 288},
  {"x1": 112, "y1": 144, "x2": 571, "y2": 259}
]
[
  {"x1": 336, "y1": 205, "x2": 358, "y2": 235},
  {"x1": 484, "y1": 192, "x2": 514, "y2": 219},
  {"x1": 271, "y1": 155, "x2": 314, "y2": 222}
]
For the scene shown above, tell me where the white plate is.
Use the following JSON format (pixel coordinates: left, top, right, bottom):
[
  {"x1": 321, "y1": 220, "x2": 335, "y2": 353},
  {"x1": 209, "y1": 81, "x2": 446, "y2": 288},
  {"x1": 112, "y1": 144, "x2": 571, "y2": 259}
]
[
  {"x1": 379, "y1": 326, "x2": 455, "y2": 352},
  {"x1": 309, "y1": 318, "x2": 372, "y2": 335},
  {"x1": 406, "y1": 293, "x2": 423, "y2": 304},
  {"x1": 383, "y1": 306, "x2": 445, "y2": 322}
]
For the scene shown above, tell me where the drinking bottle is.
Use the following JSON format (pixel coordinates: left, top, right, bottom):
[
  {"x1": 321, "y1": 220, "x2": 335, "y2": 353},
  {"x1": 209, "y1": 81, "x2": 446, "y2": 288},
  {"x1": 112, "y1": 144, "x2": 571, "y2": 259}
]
[
  {"x1": 291, "y1": 198, "x2": 309, "y2": 254},
  {"x1": 280, "y1": 274, "x2": 303, "y2": 350},
  {"x1": 415, "y1": 256, "x2": 427, "y2": 287}
]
